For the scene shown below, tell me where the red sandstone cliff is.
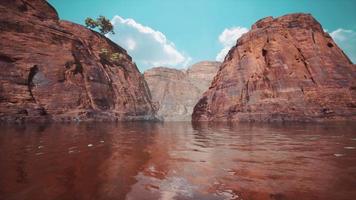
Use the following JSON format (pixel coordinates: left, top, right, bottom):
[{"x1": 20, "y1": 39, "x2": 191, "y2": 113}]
[
  {"x1": 193, "y1": 14, "x2": 356, "y2": 122},
  {"x1": 0, "y1": 0, "x2": 155, "y2": 122}
]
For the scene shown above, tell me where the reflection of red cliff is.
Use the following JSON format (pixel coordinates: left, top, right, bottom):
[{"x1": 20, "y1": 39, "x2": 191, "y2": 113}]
[
  {"x1": 0, "y1": 0, "x2": 155, "y2": 122},
  {"x1": 193, "y1": 13, "x2": 356, "y2": 122}
]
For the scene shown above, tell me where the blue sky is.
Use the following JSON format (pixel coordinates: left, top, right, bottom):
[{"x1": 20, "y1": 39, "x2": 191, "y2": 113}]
[{"x1": 49, "y1": 0, "x2": 356, "y2": 72}]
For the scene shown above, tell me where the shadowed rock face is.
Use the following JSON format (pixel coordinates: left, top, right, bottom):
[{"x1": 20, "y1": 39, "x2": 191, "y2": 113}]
[
  {"x1": 0, "y1": 0, "x2": 155, "y2": 122},
  {"x1": 144, "y1": 61, "x2": 220, "y2": 121},
  {"x1": 193, "y1": 13, "x2": 356, "y2": 122}
]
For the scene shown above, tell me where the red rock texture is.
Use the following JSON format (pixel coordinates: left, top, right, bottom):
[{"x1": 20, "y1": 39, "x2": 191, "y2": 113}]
[
  {"x1": 0, "y1": 0, "x2": 155, "y2": 122},
  {"x1": 193, "y1": 13, "x2": 356, "y2": 122}
]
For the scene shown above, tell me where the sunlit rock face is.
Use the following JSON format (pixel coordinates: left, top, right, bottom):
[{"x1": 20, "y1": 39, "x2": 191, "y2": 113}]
[
  {"x1": 193, "y1": 13, "x2": 356, "y2": 122},
  {"x1": 144, "y1": 61, "x2": 221, "y2": 121},
  {"x1": 0, "y1": 0, "x2": 155, "y2": 122}
]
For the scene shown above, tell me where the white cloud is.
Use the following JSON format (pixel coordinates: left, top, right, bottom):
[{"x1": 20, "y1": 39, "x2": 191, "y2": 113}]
[
  {"x1": 330, "y1": 28, "x2": 356, "y2": 63},
  {"x1": 108, "y1": 16, "x2": 191, "y2": 71},
  {"x1": 216, "y1": 27, "x2": 249, "y2": 61},
  {"x1": 126, "y1": 38, "x2": 136, "y2": 51}
]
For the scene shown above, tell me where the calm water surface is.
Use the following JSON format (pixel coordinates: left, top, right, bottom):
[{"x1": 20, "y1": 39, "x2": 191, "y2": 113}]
[{"x1": 0, "y1": 122, "x2": 355, "y2": 200}]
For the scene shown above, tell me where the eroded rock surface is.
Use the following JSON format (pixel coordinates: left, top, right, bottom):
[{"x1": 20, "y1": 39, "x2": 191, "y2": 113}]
[
  {"x1": 0, "y1": 0, "x2": 155, "y2": 122},
  {"x1": 193, "y1": 13, "x2": 356, "y2": 122},
  {"x1": 144, "y1": 61, "x2": 220, "y2": 121}
]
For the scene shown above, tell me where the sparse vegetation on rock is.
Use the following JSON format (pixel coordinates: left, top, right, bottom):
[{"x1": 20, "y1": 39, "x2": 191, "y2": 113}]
[
  {"x1": 85, "y1": 16, "x2": 114, "y2": 35},
  {"x1": 99, "y1": 48, "x2": 123, "y2": 65}
]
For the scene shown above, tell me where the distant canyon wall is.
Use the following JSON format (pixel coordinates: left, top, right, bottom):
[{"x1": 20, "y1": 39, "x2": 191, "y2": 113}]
[{"x1": 144, "y1": 62, "x2": 220, "y2": 121}]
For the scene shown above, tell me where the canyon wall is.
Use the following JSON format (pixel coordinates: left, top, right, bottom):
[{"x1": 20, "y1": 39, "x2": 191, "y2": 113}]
[
  {"x1": 193, "y1": 14, "x2": 356, "y2": 122},
  {"x1": 0, "y1": 0, "x2": 155, "y2": 122}
]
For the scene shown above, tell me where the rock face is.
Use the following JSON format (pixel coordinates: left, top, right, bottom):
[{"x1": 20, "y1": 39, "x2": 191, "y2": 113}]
[
  {"x1": 0, "y1": 0, "x2": 155, "y2": 122},
  {"x1": 193, "y1": 13, "x2": 356, "y2": 122},
  {"x1": 144, "y1": 61, "x2": 220, "y2": 121}
]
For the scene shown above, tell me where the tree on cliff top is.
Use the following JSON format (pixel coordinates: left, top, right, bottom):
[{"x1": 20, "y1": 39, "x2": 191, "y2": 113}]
[{"x1": 85, "y1": 16, "x2": 114, "y2": 35}]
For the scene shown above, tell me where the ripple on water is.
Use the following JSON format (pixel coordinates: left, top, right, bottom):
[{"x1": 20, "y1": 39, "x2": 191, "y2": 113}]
[
  {"x1": 334, "y1": 153, "x2": 344, "y2": 157},
  {"x1": 215, "y1": 189, "x2": 240, "y2": 200},
  {"x1": 159, "y1": 177, "x2": 195, "y2": 199}
]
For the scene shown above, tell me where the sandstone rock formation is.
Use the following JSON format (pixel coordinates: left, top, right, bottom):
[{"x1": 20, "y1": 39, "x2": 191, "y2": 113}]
[
  {"x1": 193, "y1": 13, "x2": 356, "y2": 122},
  {"x1": 144, "y1": 61, "x2": 220, "y2": 121},
  {"x1": 0, "y1": 0, "x2": 155, "y2": 122}
]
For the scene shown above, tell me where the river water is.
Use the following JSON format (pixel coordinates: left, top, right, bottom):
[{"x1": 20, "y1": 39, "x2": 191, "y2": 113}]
[{"x1": 0, "y1": 122, "x2": 355, "y2": 200}]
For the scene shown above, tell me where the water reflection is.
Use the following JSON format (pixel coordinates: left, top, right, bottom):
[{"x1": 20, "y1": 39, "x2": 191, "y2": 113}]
[{"x1": 0, "y1": 122, "x2": 355, "y2": 200}]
